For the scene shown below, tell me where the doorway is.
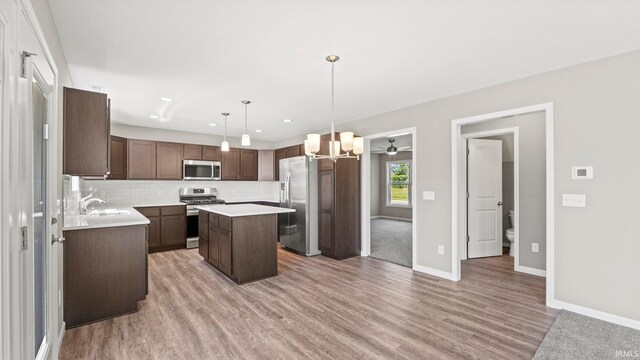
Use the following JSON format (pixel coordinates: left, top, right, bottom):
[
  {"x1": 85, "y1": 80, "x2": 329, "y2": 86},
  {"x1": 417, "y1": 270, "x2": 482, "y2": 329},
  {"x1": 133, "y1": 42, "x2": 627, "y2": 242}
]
[
  {"x1": 361, "y1": 128, "x2": 416, "y2": 268},
  {"x1": 451, "y1": 103, "x2": 554, "y2": 305}
]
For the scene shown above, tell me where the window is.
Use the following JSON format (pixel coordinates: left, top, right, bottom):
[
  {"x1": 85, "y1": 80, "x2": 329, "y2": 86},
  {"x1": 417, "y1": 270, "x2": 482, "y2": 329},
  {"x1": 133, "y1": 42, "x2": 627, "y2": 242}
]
[{"x1": 386, "y1": 160, "x2": 411, "y2": 207}]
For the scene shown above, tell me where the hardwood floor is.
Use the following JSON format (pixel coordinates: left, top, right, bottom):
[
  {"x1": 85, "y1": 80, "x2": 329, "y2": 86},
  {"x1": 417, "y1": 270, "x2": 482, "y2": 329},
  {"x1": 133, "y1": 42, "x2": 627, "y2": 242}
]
[{"x1": 59, "y1": 249, "x2": 557, "y2": 360}]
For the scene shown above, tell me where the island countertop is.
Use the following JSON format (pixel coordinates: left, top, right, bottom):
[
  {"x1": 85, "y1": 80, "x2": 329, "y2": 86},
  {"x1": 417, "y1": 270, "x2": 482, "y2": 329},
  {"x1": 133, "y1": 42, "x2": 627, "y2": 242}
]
[{"x1": 195, "y1": 204, "x2": 294, "y2": 217}]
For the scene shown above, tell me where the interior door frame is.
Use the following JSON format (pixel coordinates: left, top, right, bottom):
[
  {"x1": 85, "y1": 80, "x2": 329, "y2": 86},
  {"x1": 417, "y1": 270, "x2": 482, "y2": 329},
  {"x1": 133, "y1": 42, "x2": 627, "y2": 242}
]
[
  {"x1": 360, "y1": 127, "x2": 417, "y2": 268},
  {"x1": 461, "y1": 128, "x2": 519, "y2": 269},
  {"x1": 0, "y1": 0, "x2": 61, "y2": 359},
  {"x1": 451, "y1": 102, "x2": 554, "y2": 307}
]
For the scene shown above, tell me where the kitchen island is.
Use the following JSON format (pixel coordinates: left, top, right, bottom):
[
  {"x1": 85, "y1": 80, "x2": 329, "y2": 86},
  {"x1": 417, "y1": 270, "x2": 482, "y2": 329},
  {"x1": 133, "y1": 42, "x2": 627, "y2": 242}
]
[{"x1": 196, "y1": 204, "x2": 294, "y2": 284}]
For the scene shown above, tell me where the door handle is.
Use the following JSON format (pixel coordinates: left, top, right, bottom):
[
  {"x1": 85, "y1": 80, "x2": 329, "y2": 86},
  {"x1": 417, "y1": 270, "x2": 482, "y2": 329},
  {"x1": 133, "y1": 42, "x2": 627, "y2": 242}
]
[
  {"x1": 497, "y1": 201, "x2": 503, "y2": 206},
  {"x1": 51, "y1": 235, "x2": 65, "y2": 245}
]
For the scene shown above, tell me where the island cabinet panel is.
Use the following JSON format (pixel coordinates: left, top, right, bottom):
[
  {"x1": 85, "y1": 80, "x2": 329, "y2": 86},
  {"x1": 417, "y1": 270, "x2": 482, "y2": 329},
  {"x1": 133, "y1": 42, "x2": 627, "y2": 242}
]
[
  {"x1": 218, "y1": 228, "x2": 232, "y2": 276},
  {"x1": 221, "y1": 148, "x2": 241, "y2": 180},
  {"x1": 128, "y1": 139, "x2": 157, "y2": 179},
  {"x1": 258, "y1": 150, "x2": 275, "y2": 181},
  {"x1": 198, "y1": 220, "x2": 209, "y2": 260},
  {"x1": 156, "y1": 142, "x2": 183, "y2": 180},
  {"x1": 63, "y1": 87, "x2": 110, "y2": 177},
  {"x1": 63, "y1": 225, "x2": 147, "y2": 328},
  {"x1": 108, "y1": 136, "x2": 128, "y2": 180},
  {"x1": 183, "y1": 144, "x2": 203, "y2": 160},
  {"x1": 197, "y1": 210, "x2": 278, "y2": 284},
  {"x1": 208, "y1": 225, "x2": 220, "y2": 267},
  {"x1": 203, "y1": 146, "x2": 221, "y2": 161},
  {"x1": 240, "y1": 149, "x2": 258, "y2": 180},
  {"x1": 147, "y1": 216, "x2": 161, "y2": 248},
  {"x1": 274, "y1": 148, "x2": 287, "y2": 181}
]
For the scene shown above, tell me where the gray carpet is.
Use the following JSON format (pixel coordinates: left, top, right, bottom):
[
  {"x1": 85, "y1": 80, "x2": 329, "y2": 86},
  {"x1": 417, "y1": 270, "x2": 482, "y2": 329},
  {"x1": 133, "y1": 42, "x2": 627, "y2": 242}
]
[
  {"x1": 370, "y1": 218, "x2": 412, "y2": 267},
  {"x1": 533, "y1": 310, "x2": 640, "y2": 360}
]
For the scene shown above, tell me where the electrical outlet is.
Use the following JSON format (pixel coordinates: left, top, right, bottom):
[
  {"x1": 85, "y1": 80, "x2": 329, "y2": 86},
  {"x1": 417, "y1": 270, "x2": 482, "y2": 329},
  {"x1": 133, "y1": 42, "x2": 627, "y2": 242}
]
[
  {"x1": 437, "y1": 245, "x2": 445, "y2": 255},
  {"x1": 562, "y1": 194, "x2": 586, "y2": 207},
  {"x1": 532, "y1": 243, "x2": 539, "y2": 253}
]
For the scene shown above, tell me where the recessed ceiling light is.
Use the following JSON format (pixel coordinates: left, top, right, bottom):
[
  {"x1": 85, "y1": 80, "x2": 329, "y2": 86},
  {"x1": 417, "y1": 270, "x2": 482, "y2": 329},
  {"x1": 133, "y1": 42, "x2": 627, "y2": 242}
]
[
  {"x1": 160, "y1": 97, "x2": 173, "y2": 102},
  {"x1": 283, "y1": 119, "x2": 292, "y2": 123},
  {"x1": 208, "y1": 123, "x2": 217, "y2": 127},
  {"x1": 255, "y1": 129, "x2": 263, "y2": 133},
  {"x1": 149, "y1": 115, "x2": 159, "y2": 119}
]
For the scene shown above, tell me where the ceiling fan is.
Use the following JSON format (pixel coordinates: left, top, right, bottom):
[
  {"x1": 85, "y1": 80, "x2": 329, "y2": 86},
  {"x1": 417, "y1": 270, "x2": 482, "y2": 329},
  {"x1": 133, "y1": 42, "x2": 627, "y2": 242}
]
[{"x1": 376, "y1": 139, "x2": 411, "y2": 155}]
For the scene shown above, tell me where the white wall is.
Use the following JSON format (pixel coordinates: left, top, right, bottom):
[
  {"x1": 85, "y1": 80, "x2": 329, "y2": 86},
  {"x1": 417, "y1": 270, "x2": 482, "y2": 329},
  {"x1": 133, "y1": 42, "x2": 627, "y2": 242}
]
[
  {"x1": 278, "y1": 50, "x2": 640, "y2": 322},
  {"x1": 112, "y1": 123, "x2": 277, "y2": 150},
  {"x1": 463, "y1": 113, "x2": 546, "y2": 270}
]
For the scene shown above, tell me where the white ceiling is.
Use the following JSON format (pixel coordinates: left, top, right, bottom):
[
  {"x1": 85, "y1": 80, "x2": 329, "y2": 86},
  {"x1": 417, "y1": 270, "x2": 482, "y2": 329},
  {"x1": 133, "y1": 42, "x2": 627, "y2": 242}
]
[{"x1": 49, "y1": 0, "x2": 640, "y2": 142}]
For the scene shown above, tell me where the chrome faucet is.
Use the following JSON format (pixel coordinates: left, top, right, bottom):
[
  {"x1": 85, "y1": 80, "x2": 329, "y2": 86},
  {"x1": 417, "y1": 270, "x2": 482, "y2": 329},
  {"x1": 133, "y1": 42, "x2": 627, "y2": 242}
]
[{"x1": 81, "y1": 196, "x2": 106, "y2": 215}]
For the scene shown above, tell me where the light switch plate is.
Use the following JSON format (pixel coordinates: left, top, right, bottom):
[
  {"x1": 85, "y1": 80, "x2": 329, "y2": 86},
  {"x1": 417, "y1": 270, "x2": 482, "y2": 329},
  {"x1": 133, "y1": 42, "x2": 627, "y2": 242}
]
[
  {"x1": 572, "y1": 166, "x2": 593, "y2": 180},
  {"x1": 437, "y1": 245, "x2": 444, "y2": 255},
  {"x1": 562, "y1": 194, "x2": 586, "y2": 207},
  {"x1": 423, "y1": 191, "x2": 435, "y2": 200}
]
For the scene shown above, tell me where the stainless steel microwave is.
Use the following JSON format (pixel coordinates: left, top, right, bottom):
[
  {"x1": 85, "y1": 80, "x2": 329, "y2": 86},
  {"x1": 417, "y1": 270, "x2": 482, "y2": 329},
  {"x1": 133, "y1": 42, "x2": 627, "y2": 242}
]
[{"x1": 183, "y1": 160, "x2": 221, "y2": 180}]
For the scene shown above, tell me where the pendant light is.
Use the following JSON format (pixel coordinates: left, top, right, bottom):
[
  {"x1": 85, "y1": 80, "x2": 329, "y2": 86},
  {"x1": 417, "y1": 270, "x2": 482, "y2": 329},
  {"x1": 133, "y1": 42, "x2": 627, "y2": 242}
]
[
  {"x1": 221, "y1": 112, "x2": 230, "y2": 152},
  {"x1": 241, "y1": 100, "x2": 251, "y2": 146},
  {"x1": 304, "y1": 55, "x2": 363, "y2": 161}
]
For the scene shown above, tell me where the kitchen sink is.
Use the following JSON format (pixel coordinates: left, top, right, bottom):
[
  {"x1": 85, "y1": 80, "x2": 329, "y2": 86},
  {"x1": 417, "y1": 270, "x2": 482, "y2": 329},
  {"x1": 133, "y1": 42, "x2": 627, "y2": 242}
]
[{"x1": 86, "y1": 209, "x2": 131, "y2": 217}]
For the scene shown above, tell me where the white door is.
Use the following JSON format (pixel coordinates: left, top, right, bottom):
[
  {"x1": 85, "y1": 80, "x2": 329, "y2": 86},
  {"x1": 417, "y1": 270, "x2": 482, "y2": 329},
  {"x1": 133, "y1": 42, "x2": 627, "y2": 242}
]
[{"x1": 467, "y1": 139, "x2": 503, "y2": 258}]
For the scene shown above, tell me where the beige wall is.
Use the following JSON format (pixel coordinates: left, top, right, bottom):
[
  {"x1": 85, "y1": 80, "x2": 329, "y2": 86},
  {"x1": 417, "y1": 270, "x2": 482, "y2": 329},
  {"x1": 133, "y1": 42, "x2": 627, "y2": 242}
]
[
  {"x1": 463, "y1": 113, "x2": 546, "y2": 270},
  {"x1": 280, "y1": 50, "x2": 640, "y2": 321},
  {"x1": 30, "y1": 0, "x2": 73, "y2": 339},
  {"x1": 370, "y1": 154, "x2": 381, "y2": 216}
]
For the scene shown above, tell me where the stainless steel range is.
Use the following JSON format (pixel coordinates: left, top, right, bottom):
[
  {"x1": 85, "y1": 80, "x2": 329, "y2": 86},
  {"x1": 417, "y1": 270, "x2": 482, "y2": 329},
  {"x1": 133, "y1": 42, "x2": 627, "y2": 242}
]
[{"x1": 179, "y1": 188, "x2": 225, "y2": 249}]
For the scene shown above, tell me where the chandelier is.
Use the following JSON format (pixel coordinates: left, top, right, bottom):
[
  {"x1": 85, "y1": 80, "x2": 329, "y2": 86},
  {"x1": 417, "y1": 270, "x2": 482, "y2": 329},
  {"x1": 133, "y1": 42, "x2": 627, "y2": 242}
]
[{"x1": 304, "y1": 55, "x2": 363, "y2": 161}]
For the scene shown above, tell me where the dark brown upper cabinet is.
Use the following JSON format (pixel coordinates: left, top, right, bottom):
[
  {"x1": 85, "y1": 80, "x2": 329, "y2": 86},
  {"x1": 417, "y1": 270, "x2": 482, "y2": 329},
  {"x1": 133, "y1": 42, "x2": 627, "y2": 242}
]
[
  {"x1": 221, "y1": 148, "x2": 241, "y2": 180},
  {"x1": 203, "y1": 146, "x2": 221, "y2": 161},
  {"x1": 156, "y1": 142, "x2": 183, "y2": 180},
  {"x1": 127, "y1": 139, "x2": 157, "y2": 180},
  {"x1": 63, "y1": 87, "x2": 110, "y2": 177},
  {"x1": 183, "y1": 144, "x2": 203, "y2": 160},
  {"x1": 108, "y1": 136, "x2": 127, "y2": 180},
  {"x1": 240, "y1": 149, "x2": 258, "y2": 181},
  {"x1": 274, "y1": 148, "x2": 287, "y2": 181},
  {"x1": 285, "y1": 145, "x2": 302, "y2": 158},
  {"x1": 258, "y1": 150, "x2": 275, "y2": 181}
]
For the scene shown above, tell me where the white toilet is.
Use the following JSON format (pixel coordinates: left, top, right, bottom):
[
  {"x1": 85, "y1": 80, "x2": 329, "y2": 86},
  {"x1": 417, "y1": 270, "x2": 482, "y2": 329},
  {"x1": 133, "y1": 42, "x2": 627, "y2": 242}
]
[{"x1": 505, "y1": 210, "x2": 515, "y2": 256}]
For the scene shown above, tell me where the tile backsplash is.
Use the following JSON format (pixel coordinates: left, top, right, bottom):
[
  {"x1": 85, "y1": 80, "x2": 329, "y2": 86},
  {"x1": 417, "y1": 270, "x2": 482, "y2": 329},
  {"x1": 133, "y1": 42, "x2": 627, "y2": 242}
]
[{"x1": 80, "y1": 179, "x2": 281, "y2": 207}]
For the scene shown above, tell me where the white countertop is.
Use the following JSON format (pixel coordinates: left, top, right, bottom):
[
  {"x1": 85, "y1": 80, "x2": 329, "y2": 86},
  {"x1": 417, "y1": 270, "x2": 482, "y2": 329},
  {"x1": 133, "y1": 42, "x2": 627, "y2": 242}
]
[
  {"x1": 196, "y1": 204, "x2": 294, "y2": 217},
  {"x1": 130, "y1": 202, "x2": 186, "y2": 208},
  {"x1": 63, "y1": 207, "x2": 150, "y2": 231}
]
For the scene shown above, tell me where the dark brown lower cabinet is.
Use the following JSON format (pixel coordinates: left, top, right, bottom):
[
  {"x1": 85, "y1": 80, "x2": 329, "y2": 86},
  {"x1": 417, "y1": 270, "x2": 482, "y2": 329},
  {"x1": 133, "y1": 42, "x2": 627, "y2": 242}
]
[
  {"x1": 198, "y1": 210, "x2": 277, "y2": 284},
  {"x1": 135, "y1": 205, "x2": 186, "y2": 252},
  {"x1": 198, "y1": 220, "x2": 209, "y2": 259},
  {"x1": 63, "y1": 225, "x2": 147, "y2": 328}
]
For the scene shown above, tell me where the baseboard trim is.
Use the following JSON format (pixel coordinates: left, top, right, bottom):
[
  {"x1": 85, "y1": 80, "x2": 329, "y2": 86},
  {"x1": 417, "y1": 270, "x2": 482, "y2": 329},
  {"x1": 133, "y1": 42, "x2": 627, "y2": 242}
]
[
  {"x1": 516, "y1": 265, "x2": 546, "y2": 277},
  {"x1": 370, "y1": 216, "x2": 412, "y2": 222},
  {"x1": 413, "y1": 264, "x2": 456, "y2": 281},
  {"x1": 551, "y1": 300, "x2": 640, "y2": 330},
  {"x1": 56, "y1": 321, "x2": 65, "y2": 354}
]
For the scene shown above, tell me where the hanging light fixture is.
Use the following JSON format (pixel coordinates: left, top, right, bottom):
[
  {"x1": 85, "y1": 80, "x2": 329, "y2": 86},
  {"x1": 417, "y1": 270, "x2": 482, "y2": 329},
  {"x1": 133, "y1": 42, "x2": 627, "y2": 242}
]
[
  {"x1": 304, "y1": 55, "x2": 364, "y2": 161},
  {"x1": 221, "y1": 112, "x2": 230, "y2": 152},
  {"x1": 241, "y1": 100, "x2": 251, "y2": 146},
  {"x1": 386, "y1": 139, "x2": 398, "y2": 155}
]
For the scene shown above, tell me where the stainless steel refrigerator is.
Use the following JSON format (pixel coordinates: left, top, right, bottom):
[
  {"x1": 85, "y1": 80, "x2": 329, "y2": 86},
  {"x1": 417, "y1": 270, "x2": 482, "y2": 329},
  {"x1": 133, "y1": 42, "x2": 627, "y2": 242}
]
[{"x1": 279, "y1": 156, "x2": 320, "y2": 256}]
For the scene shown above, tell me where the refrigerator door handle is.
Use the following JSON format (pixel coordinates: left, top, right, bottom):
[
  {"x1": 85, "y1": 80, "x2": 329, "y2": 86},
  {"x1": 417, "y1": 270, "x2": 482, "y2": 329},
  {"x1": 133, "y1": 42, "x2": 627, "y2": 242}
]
[{"x1": 285, "y1": 172, "x2": 291, "y2": 207}]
